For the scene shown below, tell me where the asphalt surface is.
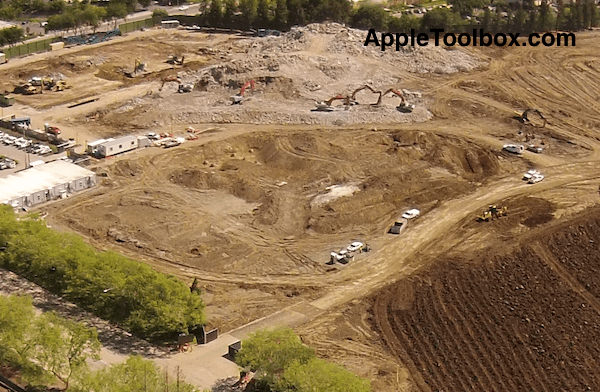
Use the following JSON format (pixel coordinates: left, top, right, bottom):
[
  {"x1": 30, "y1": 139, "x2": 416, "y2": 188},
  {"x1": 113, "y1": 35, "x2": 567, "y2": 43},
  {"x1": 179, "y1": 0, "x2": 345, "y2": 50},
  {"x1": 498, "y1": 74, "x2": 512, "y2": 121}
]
[{"x1": 0, "y1": 136, "x2": 67, "y2": 177}]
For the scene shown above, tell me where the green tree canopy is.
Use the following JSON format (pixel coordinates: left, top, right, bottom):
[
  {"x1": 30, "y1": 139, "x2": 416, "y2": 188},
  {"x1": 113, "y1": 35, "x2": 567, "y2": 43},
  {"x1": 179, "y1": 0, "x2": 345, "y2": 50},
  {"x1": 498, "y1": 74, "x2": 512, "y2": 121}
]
[
  {"x1": 278, "y1": 358, "x2": 371, "y2": 392},
  {"x1": 351, "y1": 3, "x2": 387, "y2": 31}
]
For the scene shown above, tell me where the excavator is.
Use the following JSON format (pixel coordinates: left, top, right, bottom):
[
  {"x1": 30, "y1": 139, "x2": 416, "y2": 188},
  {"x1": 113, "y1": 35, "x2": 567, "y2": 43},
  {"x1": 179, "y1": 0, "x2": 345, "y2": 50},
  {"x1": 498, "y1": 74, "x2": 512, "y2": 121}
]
[
  {"x1": 378, "y1": 88, "x2": 415, "y2": 113},
  {"x1": 166, "y1": 54, "x2": 185, "y2": 66},
  {"x1": 124, "y1": 59, "x2": 146, "y2": 78},
  {"x1": 159, "y1": 76, "x2": 193, "y2": 93},
  {"x1": 477, "y1": 205, "x2": 508, "y2": 222},
  {"x1": 313, "y1": 94, "x2": 352, "y2": 111},
  {"x1": 159, "y1": 76, "x2": 181, "y2": 91},
  {"x1": 231, "y1": 80, "x2": 255, "y2": 104},
  {"x1": 350, "y1": 85, "x2": 382, "y2": 105},
  {"x1": 513, "y1": 108, "x2": 547, "y2": 128}
]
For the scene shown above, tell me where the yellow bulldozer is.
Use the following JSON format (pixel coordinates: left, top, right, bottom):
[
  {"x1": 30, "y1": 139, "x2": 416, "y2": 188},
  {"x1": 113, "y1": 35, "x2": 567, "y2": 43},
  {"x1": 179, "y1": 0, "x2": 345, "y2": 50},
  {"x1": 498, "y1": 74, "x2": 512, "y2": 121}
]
[{"x1": 477, "y1": 205, "x2": 508, "y2": 222}]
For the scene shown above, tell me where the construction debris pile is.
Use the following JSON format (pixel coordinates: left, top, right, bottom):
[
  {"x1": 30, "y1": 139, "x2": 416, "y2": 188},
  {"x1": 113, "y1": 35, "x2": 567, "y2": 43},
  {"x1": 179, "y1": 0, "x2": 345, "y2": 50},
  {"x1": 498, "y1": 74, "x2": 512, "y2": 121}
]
[{"x1": 90, "y1": 23, "x2": 486, "y2": 129}]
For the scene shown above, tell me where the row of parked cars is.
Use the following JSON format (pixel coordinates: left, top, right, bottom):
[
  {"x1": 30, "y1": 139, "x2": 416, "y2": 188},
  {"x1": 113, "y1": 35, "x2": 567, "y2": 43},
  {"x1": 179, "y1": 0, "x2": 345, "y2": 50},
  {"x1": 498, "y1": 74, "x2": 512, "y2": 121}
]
[{"x1": 0, "y1": 131, "x2": 52, "y2": 155}]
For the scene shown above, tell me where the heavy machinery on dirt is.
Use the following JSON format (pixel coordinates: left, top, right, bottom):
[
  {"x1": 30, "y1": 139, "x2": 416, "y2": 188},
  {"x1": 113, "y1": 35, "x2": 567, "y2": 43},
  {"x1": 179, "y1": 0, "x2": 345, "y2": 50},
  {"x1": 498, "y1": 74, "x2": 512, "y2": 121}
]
[
  {"x1": 378, "y1": 88, "x2": 415, "y2": 113},
  {"x1": 477, "y1": 205, "x2": 508, "y2": 222},
  {"x1": 231, "y1": 80, "x2": 255, "y2": 105},
  {"x1": 513, "y1": 108, "x2": 547, "y2": 127},
  {"x1": 313, "y1": 94, "x2": 352, "y2": 111},
  {"x1": 124, "y1": 59, "x2": 146, "y2": 78},
  {"x1": 350, "y1": 85, "x2": 382, "y2": 105},
  {"x1": 49, "y1": 80, "x2": 72, "y2": 92},
  {"x1": 166, "y1": 54, "x2": 185, "y2": 66},
  {"x1": 159, "y1": 76, "x2": 181, "y2": 92},
  {"x1": 14, "y1": 83, "x2": 42, "y2": 95}
]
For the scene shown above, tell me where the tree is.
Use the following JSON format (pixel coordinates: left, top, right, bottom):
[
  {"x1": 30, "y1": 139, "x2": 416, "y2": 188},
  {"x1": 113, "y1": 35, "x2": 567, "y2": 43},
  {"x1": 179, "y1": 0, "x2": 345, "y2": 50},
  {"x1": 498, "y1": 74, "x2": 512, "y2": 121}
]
[
  {"x1": 278, "y1": 358, "x2": 371, "y2": 392},
  {"x1": 138, "y1": 0, "x2": 152, "y2": 8},
  {"x1": 82, "y1": 355, "x2": 196, "y2": 392},
  {"x1": 286, "y1": 0, "x2": 305, "y2": 26},
  {"x1": 31, "y1": 312, "x2": 100, "y2": 390},
  {"x1": 420, "y1": 7, "x2": 457, "y2": 32},
  {"x1": 350, "y1": 3, "x2": 387, "y2": 30},
  {"x1": 447, "y1": 0, "x2": 489, "y2": 17},
  {"x1": 273, "y1": 0, "x2": 288, "y2": 29},
  {"x1": 256, "y1": 0, "x2": 270, "y2": 27},
  {"x1": 0, "y1": 295, "x2": 35, "y2": 362},
  {"x1": 239, "y1": 0, "x2": 257, "y2": 29},
  {"x1": 223, "y1": 0, "x2": 237, "y2": 28},
  {"x1": 208, "y1": 0, "x2": 223, "y2": 26},
  {"x1": 152, "y1": 8, "x2": 169, "y2": 23},
  {"x1": 0, "y1": 26, "x2": 24, "y2": 45},
  {"x1": 106, "y1": 3, "x2": 128, "y2": 28},
  {"x1": 236, "y1": 327, "x2": 315, "y2": 386}
]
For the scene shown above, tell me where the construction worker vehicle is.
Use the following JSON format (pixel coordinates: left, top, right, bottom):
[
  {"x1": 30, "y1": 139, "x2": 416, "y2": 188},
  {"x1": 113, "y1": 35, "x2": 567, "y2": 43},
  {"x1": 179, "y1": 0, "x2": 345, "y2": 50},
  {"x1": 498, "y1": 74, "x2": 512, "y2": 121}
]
[
  {"x1": 477, "y1": 205, "x2": 508, "y2": 222},
  {"x1": 350, "y1": 85, "x2": 382, "y2": 105},
  {"x1": 166, "y1": 55, "x2": 185, "y2": 66},
  {"x1": 314, "y1": 94, "x2": 352, "y2": 111},
  {"x1": 14, "y1": 83, "x2": 42, "y2": 95},
  {"x1": 124, "y1": 59, "x2": 146, "y2": 78},
  {"x1": 513, "y1": 108, "x2": 547, "y2": 127},
  {"x1": 378, "y1": 88, "x2": 415, "y2": 113},
  {"x1": 231, "y1": 80, "x2": 255, "y2": 104},
  {"x1": 177, "y1": 83, "x2": 193, "y2": 93}
]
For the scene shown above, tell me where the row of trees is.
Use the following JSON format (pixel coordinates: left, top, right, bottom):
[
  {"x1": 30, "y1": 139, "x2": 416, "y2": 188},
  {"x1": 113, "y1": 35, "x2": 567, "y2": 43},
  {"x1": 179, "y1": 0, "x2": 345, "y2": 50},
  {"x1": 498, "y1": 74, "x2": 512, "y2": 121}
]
[
  {"x1": 0, "y1": 25, "x2": 24, "y2": 46},
  {"x1": 0, "y1": 0, "x2": 147, "y2": 21},
  {"x1": 0, "y1": 205, "x2": 206, "y2": 341},
  {"x1": 351, "y1": 0, "x2": 599, "y2": 35},
  {"x1": 236, "y1": 327, "x2": 372, "y2": 392},
  {"x1": 0, "y1": 295, "x2": 197, "y2": 391},
  {"x1": 45, "y1": 2, "x2": 130, "y2": 33}
]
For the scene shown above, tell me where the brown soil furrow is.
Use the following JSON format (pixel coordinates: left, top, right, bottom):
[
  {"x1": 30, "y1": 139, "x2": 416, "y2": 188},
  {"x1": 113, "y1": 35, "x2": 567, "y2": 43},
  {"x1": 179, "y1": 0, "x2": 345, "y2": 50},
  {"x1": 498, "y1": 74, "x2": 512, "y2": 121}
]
[
  {"x1": 418, "y1": 285, "x2": 492, "y2": 391},
  {"x1": 412, "y1": 289, "x2": 477, "y2": 391},
  {"x1": 433, "y1": 278, "x2": 518, "y2": 392},
  {"x1": 474, "y1": 264, "x2": 580, "y2": 391},
  {"x1": 371, "y1": 292, "x2": 432, "y2": 392},
  {"x1": 456, "y1": 272, "x2": 546, "y2": 392},
  {"x1": 393, "y1": 310, "x2": 453, "y2": 392}
]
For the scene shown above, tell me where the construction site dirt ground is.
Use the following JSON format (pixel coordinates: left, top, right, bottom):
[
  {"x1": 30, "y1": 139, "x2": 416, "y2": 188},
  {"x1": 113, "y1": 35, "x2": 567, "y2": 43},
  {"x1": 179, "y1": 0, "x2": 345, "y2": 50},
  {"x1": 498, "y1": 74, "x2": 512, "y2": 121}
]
[{"x1": 5, "y1": 23, "x2": 600, "y2": 391}]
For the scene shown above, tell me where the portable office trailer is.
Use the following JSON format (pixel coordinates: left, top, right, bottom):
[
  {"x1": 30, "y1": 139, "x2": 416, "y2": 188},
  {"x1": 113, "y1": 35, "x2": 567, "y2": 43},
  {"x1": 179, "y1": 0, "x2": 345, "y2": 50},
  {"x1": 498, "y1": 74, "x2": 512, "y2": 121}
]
[
  {"x1": 161, "y1": 20, "x2": 180, "y2": 29},
  {"x1": 96, "y1": 135, "x2": 138, "y2": 157}
]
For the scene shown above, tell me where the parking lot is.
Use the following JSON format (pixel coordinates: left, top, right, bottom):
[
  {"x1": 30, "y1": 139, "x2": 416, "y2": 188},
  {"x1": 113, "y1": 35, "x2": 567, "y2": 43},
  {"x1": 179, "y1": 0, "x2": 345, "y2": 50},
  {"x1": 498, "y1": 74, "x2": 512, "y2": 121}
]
[{"x1": 0, "y1": 134, "x2": 67, "y2": 178}]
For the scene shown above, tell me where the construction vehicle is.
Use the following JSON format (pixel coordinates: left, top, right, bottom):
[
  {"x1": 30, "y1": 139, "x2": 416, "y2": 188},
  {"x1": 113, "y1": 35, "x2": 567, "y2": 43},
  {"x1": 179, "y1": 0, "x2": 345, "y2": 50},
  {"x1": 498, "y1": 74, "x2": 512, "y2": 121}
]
[
  {"x1": 477, "y1": 205, "x2": 508, "y2": 222},
  {"x1": 177, "y1": 83, "x2": 193, "y2": 93},
  {"x1": 378, "y1": 88, "x2": 415, "y2": 113},
  {"x1": 314, "y1": 94, "x2": 352, "y2": 111},
  {"x1": 350, "y1": 85, "x2": 382, "y2": 105},
  {"x1": 159, "y1": 76, "x2": 181, "y2": 91},
  {"x1": 231, "y1": 80, "x2": 255, "y2": 105},
  {"x1": 513, "y1": 108, "x2": 547, "y2": 128},
  {"x1": 166, "y1": 55, "x2": 185, "y2": 66},
  {"x1": 124, "y1": 59, "x2": 146, "y2": 78},
  {"x1": 14, "y1": 83, "x2": 42, "y2": 95}
]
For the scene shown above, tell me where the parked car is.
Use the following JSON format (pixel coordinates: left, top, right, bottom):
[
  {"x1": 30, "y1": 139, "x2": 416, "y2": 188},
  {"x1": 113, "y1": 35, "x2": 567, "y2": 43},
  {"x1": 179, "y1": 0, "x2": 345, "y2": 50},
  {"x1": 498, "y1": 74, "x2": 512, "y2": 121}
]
[
  {"x1": 402, "y1": 209, "x2": 420, "y2": 220},
  {"x1": 347, "y1": 242, "x2": 364, "y2": 253},
  {"x1": 503, "y1": 144, "x2": 525, "y2": 154},
  {"x1": 528, "y1": 174, "x2": 545, "y2": 184}
]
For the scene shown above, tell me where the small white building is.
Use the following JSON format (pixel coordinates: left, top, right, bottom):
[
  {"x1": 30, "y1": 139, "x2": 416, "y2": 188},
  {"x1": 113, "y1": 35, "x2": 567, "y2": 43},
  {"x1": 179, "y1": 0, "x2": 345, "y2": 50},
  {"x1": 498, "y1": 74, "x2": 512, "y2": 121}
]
[
  {"x1": 0, "y1": 160, "x2": 97, "y2": 209},
  {"x1": 161, "y1": 20, "x2": 180, "y2": 29},
  {"x1": 93, "y1": 135, "x2": 138, "y2": 158}
]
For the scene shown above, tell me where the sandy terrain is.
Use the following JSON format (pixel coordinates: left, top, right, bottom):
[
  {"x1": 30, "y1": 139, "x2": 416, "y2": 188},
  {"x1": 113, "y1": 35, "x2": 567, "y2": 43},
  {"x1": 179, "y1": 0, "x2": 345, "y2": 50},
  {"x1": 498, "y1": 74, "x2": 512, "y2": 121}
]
[{"x1": 3, "y1": 23, "x2": 600, "y2": 391}]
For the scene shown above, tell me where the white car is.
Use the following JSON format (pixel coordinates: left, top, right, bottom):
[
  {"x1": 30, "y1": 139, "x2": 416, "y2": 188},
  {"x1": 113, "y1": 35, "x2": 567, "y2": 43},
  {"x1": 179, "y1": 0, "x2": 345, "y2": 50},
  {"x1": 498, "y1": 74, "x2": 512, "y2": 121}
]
[
  {"x1": 503, "y1": 144, "x2": 524, "y2": 154},
  {"x1": 528, "y1": 174, "x2": 545, "y2": 184},
  {"x1": 523, "y1": 169, "x2": 540, "y2": 180},
  {"x1": 347, "y1": 242, "x2": 364, "y2": 253},
  {"x1": 402, "y1": 209, "x2": 420, "y2": 219},
  {"x1": 178, "y1": 5, "x2": 189, "y2": 10}
]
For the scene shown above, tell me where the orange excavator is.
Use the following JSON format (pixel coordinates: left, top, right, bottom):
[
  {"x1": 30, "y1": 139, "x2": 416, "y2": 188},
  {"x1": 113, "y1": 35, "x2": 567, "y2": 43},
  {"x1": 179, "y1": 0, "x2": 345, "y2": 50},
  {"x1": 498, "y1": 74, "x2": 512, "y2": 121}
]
[
  {"x1": 159, "y1": 76, "x2": 181, "y2": 91},
  {"x1": 377, "y1": 88, "x2": 415, "y2": 113},
  {"x1": 350, "y1": 85, "x2": 382, "y2": 105},
  {"x1": 314, "y1": 94, "x2": 352, "y2": 111},
  {"x1": 231, "y1": 80, "x2": 255, "y2": 104}
]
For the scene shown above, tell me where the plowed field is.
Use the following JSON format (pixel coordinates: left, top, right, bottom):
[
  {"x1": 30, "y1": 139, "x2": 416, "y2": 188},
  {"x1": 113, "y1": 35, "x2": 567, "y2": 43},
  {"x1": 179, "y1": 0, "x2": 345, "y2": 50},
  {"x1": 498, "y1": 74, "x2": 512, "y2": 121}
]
[{"x1": 371, "y1": 208, "x2": 600, "y2": 392}]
